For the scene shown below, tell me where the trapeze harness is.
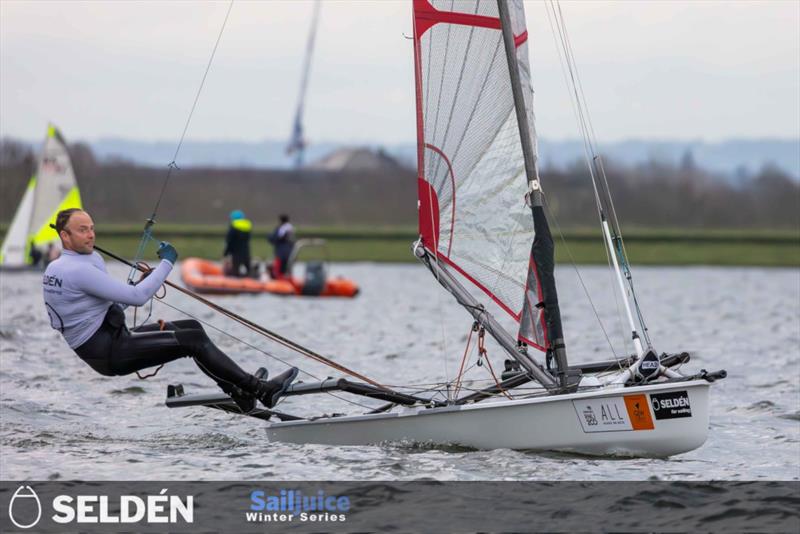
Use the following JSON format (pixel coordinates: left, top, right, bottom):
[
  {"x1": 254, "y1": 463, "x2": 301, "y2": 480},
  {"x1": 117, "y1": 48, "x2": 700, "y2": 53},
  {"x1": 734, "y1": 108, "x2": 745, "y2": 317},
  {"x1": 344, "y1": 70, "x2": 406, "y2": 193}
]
[{"x1": 42, "y1": 250, "x2": 255, "y2": 392}]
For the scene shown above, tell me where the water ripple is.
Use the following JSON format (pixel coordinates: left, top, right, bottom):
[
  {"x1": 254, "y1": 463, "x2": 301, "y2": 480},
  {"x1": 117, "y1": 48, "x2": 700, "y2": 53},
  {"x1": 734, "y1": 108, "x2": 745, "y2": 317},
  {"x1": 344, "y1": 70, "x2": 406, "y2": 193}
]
[{"x1": 1, "y1": 264, "x2": 799, "y2": 481}]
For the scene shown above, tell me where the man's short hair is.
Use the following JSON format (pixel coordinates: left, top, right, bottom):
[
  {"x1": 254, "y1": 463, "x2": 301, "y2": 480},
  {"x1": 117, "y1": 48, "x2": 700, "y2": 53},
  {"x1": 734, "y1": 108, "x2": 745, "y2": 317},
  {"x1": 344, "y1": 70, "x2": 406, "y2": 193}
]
[{"x1": 55, "y1": 208, "x2": 85, "y2": 235}]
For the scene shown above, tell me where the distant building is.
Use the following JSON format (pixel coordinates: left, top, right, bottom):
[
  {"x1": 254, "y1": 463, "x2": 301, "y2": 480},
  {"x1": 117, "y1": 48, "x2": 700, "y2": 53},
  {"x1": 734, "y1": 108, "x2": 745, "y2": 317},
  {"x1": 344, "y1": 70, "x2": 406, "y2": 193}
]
[{"x1": 308, "y1": 146, "x2": 406, "y2": 171}]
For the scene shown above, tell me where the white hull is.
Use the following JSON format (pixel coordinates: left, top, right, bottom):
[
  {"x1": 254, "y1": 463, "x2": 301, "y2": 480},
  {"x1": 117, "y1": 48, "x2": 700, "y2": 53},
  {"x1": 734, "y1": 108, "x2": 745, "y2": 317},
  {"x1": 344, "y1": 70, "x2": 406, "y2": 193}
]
[{"x1": 266, "y1": 381, "x2": 711, "y2": 457}]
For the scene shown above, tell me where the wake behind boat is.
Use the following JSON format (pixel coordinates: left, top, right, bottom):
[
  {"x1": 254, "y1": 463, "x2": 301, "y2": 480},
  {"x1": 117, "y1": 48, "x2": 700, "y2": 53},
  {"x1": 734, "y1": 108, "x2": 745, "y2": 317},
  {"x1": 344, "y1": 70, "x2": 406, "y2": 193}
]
[{"x1": 165, "y1": 0, "x2": 726, "y2": 457}]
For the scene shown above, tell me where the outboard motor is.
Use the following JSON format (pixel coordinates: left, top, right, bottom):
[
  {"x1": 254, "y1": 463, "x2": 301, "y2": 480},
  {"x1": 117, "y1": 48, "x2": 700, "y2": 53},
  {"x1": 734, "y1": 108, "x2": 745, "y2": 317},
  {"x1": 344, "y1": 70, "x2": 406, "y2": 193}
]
[{"x1": 301, "y1": 261, "x2": 327, "y2": 296}]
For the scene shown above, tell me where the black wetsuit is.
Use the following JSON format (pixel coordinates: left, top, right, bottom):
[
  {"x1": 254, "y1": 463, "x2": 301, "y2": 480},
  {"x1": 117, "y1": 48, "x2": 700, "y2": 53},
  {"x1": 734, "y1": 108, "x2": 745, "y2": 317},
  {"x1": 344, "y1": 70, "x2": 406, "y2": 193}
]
[
  {"x1": 75, "y1": 305, "x2": 254, "y2": 395},
  {"x1": 43, "y1": 249, "x2": 261, "y2": 396}
]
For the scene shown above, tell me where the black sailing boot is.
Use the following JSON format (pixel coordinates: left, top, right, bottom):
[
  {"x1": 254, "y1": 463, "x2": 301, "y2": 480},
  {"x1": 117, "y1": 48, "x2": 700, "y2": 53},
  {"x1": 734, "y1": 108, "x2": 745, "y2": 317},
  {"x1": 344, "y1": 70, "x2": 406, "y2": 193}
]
[
  {"x1": 221, "y1": 383, "x2": 256, "y2": 414},
  {"x1": 222, "y1": 368, "x2": 269, "y2": 414},
  {"x1": 253, "y1": 367, "x2": 299, "y2": 408}
]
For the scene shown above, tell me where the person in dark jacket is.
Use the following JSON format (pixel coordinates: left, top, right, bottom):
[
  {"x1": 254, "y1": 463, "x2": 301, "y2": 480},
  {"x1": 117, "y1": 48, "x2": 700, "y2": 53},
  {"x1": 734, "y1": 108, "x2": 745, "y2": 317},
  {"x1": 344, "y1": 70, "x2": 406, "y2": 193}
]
[
  {"x1": 267, "y1": 214, "x2": 295, "y2": 279},
  {"x1": 223, "y1": 210, "x2": 252, "y2": 277},
  {"x1": 29, "y1": 239, "x2": 43, "y2": 267}
]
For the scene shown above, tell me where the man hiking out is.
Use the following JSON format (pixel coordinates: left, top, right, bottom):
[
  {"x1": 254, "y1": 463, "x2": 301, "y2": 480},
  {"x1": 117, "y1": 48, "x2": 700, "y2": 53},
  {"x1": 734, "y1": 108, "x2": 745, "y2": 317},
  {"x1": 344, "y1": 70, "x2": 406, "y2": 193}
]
[{"x1": 42, "y1": 208, "x2": 297, "y2": 412}]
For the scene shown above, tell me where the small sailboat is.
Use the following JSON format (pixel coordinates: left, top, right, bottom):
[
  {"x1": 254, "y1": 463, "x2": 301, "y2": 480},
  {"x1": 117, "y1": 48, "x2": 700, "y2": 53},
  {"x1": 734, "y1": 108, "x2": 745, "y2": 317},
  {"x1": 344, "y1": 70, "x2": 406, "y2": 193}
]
[
  {"x1": 166, "y1": 0, "x2": 725, "y2": 456},
  {"x1": 285, "y1": 0, "x2": 321, "y2": 168},
  {"x1": 0, "y1": 124, "x2": 83, "y2": 270}
]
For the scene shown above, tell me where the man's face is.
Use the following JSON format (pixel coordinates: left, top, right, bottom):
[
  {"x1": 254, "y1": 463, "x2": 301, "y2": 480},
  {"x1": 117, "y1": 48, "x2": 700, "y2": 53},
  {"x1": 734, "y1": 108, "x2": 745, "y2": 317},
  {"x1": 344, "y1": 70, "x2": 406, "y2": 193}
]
[{"x1": 60, "y1": 211, "x2": 95, "y2": 254}]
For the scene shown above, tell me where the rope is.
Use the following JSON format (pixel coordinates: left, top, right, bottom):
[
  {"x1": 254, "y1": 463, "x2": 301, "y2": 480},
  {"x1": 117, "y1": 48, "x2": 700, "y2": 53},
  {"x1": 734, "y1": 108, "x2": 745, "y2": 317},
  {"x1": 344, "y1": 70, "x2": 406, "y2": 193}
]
[
  {"x1": 550, "y1": 0, "x2": 653, "y2": 346},
  {"x1": 94, "y1": 244, "x2": 386, "y2": 389},
  {"x1": 542, "y1": 197, "x2": 618, "y2": 361},
  {"x1": 544, "y1": 0, "x2": 640, "y2": 354},
  {"x1": 477, "y1": 328, "x2": 512, "y2": 400},
  {"x1": 128, "y1": 0, "x2": 235, "y2": 284},
  {"x1": 131, "y1": 261, "x2": 166, "y2": 328},
  {"x1": 154, "y1": 1, "x2": 234, "y2": 217},
  {"x1": 135, "y1": 319, "x2": 167, "y2": 379},
  {"x1": 147, "y1": 297, "x2": 382, "y2": 412},
  {"x1": 452, "y1": 322, "x2": 476, "y2": 398}
]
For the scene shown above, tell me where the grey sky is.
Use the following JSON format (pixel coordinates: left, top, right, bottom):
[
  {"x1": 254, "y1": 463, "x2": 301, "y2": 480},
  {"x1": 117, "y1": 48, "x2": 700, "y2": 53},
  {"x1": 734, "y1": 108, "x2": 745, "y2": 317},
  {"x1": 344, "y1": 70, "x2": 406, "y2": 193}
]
[{"x1": 1, "y1": 0, "x2": 798, "y2": 145}]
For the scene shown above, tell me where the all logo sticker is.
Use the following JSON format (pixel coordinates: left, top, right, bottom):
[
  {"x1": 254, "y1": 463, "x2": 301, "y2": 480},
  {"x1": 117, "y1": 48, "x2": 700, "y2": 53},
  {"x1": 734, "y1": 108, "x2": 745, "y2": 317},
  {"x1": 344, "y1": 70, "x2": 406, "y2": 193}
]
[
  {"x1": 649, "y1": 390, "x2": 692, "y2": 420},
  {"x1": 573, "y1": 397, "x2": 632, "y2": 433}
]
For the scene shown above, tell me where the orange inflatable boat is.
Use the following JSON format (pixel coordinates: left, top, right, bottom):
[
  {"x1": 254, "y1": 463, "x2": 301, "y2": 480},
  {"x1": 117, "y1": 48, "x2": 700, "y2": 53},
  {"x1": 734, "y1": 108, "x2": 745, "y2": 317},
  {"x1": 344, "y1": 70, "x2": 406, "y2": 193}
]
[{"x1": 180, "y1": 258, "x2": 359, "y2": 297}]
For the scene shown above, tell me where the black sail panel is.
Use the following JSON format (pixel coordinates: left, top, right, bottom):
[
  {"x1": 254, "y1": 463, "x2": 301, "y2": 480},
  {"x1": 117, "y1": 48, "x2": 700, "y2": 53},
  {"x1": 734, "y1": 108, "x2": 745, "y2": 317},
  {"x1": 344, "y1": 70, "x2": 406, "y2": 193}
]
[{"x1": 518, "y1": 200, "x2": 564, "y2": 366}]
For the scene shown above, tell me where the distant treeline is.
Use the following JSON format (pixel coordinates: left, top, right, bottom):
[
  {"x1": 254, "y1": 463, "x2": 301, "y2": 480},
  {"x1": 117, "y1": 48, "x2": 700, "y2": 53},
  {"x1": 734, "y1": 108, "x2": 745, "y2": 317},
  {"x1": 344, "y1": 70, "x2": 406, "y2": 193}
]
[{"x1": 1, "y1": 138, "x2": 798, "y2": 230}]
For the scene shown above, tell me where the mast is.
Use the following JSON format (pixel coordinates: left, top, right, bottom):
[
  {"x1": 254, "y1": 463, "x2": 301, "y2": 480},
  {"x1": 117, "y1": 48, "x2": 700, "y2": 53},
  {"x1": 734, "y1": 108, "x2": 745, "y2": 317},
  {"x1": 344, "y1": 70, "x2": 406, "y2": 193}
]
[
  {"x1": 602, "y1": 214, "x2": 644, "y2": 357},
  {"x1": 286, "y1": 0, "x2": 321, "y2": 169},
  {"x1": 497, "y1": 0, "x2": 571, "y2": 387}
]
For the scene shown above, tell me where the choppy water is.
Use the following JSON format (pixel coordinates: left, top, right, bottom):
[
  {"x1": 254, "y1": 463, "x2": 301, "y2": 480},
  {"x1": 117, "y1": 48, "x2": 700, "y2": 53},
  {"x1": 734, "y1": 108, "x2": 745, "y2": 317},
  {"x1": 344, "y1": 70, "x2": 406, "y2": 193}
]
[{"x1": 1, "y1": 263, "x2": 798, "y2": 481}]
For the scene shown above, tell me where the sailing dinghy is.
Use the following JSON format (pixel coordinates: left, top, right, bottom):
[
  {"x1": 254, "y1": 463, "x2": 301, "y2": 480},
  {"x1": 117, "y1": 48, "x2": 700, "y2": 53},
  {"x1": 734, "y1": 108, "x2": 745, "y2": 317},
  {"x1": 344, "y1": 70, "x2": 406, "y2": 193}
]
[
  {"x1": 1, "y1": 124, "x2": 83, "y2": 270},
  {"x1": 165, "y1": 0, "x2": 725, "y2": 456}
]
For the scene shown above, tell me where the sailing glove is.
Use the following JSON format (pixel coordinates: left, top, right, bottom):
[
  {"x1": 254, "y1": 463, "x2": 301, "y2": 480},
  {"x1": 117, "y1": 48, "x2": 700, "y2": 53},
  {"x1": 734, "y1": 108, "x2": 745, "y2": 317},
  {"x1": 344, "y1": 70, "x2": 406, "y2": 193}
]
[{"x1": 157, "y1": 241, "x2": 179, "y2": 265}]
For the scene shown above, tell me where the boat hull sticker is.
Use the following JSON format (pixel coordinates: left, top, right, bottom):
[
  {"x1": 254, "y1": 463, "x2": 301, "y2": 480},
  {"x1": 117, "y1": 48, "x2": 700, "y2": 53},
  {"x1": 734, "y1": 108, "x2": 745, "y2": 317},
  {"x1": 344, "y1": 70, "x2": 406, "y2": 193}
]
[
  {"x1": 573, "y1": 397, "x2": 632, "y2": 433},
  {"x1": 649, "y1": 390, "x2": 692, "y2": 420},
  {"x1": 623, "y1": 394, "x2": 655, "y2": 430}
]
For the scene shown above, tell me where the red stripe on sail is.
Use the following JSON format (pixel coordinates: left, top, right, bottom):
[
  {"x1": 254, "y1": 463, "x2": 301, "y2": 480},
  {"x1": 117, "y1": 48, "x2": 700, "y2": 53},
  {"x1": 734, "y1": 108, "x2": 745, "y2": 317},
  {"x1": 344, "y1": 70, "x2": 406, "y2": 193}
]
[
  {"x1": 414, "y1": 0, "x2": 502, "y2": 39},
  {"x1": 424, "y1": 143, "x2": 456, "y2": 257},
  {"x1": 422, "y1": 246, "x2": 517, "y2": 322},
  {"x1": 418, "y1": 178, "x2": 440, "y2": 249},
  {"x1": 412, "y1": 4, "x2": 426, "y2": 180},
  {"x1": 516, "y1": 256, "x2": 548, "y2": 352},
  {"x1": 413, "y1": 0, "x2": 438, "y2": 251},
  {"x1": 413, "y1": 1, "x2": 527, "y2": 43},
  {"x1": 428, "y1": 249, "x2": 546, "y2": 353},
  {"x1": 526, "y1": 252, "x2": 549, "y2": 348}
]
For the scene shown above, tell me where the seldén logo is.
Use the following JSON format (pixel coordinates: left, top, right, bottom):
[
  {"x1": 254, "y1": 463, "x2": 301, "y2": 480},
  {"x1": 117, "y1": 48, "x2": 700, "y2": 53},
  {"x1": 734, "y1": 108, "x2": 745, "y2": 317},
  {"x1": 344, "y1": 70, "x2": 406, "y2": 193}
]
[
  {"x1": 8, "y1": 486, "x2": 42, "y2": 529},
  {"x1": 650, "y1": 390, "x2": 692, "y2": 420},
  {"x1": 7, "y1": 486, "x2": 193, "y2": 527}
]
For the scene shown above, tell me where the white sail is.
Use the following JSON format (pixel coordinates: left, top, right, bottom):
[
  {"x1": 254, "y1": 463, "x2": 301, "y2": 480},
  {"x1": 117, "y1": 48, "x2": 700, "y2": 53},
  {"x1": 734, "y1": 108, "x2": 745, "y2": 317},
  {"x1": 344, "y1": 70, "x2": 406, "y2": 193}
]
[
  {"x1": 413, "y1": 0, "x2": 542, "y2": 345},
  {"x1": 0, "y1": 177, "x2": 36, "y2": 266},
  {"x1": 0, "y1": 124, "x2": 83, "y2": 268}
]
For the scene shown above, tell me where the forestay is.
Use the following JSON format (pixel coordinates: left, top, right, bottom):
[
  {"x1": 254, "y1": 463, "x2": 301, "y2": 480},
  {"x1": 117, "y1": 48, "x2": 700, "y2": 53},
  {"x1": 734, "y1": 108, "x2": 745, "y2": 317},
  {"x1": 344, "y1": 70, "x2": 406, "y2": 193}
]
[{"x1": 413, "y1": 0, "x2": 546, "y2": 350}]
